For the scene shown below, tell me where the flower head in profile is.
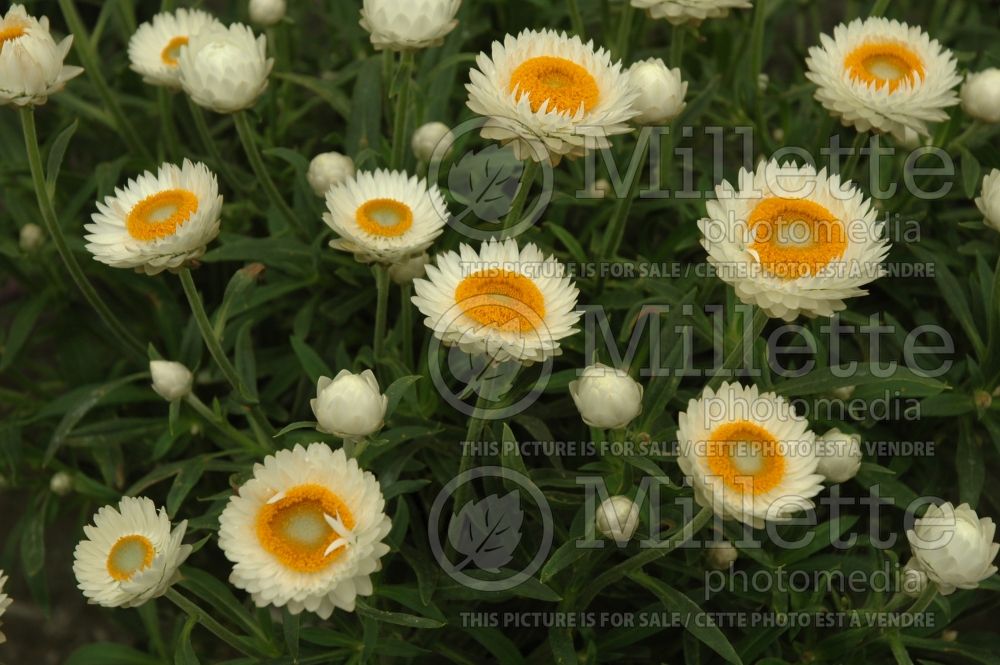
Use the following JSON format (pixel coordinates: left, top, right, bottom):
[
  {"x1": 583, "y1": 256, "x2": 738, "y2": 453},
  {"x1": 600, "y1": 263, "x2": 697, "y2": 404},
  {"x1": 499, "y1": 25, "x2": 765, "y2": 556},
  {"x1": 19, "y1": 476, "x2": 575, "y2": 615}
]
[
  {"x1": 805, "y1": 17, "x2": 960, "y2": 143},
  {"x1": 961, "y1": 68, "x2": 1000, "y2": 124},
  {"x1": 630, "y1": 0, "x2": 752, "y2": 26},
  {"x1": 0, "y1": 571, "x2": 10, "y2": 643},
  {"x1": 310, "y1": 370, "x2": 388, "y2": 440},
  {"x1": 218, "y1": 443, "x2": 392, "y2": 618},
  {"x1": 0, "y1": 4, "x2": 83, "y2": 106},
  {"x1": 466, "y1": 29, "x2": 639, "y2": 164},
  {"x1": 569, "y1": 363, "x2": 643, "y2": 430},
  {"x1": 412, "y1": 238, "x2": 581, "y2": 364},
  {"x1": 676, "y1": 382, "x2": 824, "y2": 528},
  {"x1": 976, "y1": 169, "x2": 1000, "y2": 234},
  {"x1": 85, "y1": 160, "x2": 223, "y2": 275},
  {"x1": 628, "y1": 58, "x2": 687, "y2": 125},
  {"x1": 360, "y1": 0, "x2": 461, "y2": 51},
  {"x1": 698, "y1": 160, "x2": 890, "y2": 320},
  {"x1": 906, "y1": 502, "x2": 998, "y2": 595},
  {"x1": 128, "y1": 8, "x2": 222, "y2": 88},
  {"x1": 323, "y1": 169, "x2": 449, "y2": 265},
  {"x1": 179, "y1": 23, "x2": 273, "y2": 113},
  {"x1": 72, "y1": 497, "x2": 191, "y2": 608}
]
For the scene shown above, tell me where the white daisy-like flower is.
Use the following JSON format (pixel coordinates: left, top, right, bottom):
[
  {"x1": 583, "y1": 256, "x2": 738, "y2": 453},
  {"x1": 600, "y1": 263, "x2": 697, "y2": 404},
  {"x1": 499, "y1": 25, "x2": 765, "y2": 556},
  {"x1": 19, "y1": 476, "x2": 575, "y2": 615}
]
[
  {"x1": 360, "y1": 0, "x2": 461, "y2": 51},
  {"x1": 907, "y1": 502, "x2": 998, "y2": 596},
  {"x1": 630, "y1": 0, "x2": 752, "y2": 26},
  {"x1": 676, "y1": 382, "x2": 825, "y2": 528},
  {"x1": 0, "y1": 4, "x2": 83, "y2": 107},
  {"x1": 0, "y1": 571, "x2": 10, "y2": 644},
  {"x1": 412, "y1": 238, "x2": 581, "y2": 364},
  {"x1": 218, "y1": 443, "x2": 392, "y2": 618},
  {"x1": 805, "y1": 17, "x2": 960, "y2": 143},
  {"x1": 127, "y1": 8, "x2": 222, "y2": 88},
  {"x1": 466, "y1": 29, "x2": 639, "y2": 164},
  {"x1": 698, "y1": 160, "x2": 890, "y2": 321},
  {"x1": 323, "y1": 169, "x2": 449, "y2": 265},
  {"x1": 976, "y1": 169, "x2": 1000, "y2": 234},
  {"x1": 72, "y1": 496, "x2": 192, "y2": 608},
  {"x1": 85, "y1": 160, "x2": 223, "y2": 275},
  {"x1": 178, "y1": 23, "x2": 273, "y2": 113}
]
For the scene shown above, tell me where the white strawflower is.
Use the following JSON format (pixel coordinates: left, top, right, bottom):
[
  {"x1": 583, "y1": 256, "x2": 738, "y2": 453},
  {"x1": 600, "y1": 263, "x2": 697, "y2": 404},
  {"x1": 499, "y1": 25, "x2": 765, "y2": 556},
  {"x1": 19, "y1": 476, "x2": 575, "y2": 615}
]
[
  {"x1": 19, "y1": 223, "x2": 44, "y2": 252},
  {"x1": 815, "y1": 428, "x2": 862, "y2": 483},
  {"x1": 178, "y1": 23, "x2": 273, "y2": 113},
  {"x1": 568, "y1": 363, "x2": 644, "y2": 430},
  {"x1": 676, "y1": 382, "x2": 824, "y2": 528},
  {"x1": 50, "y1": 471, "x2": 74, "y2": 496},
  {"x1": 0, "y1": 4, "x2": 83, "y2": 106},
  {"x1": 150, "y1": 360, "x2": 194, "y2": 402},
  {"x1": 698, "y1": 160, "x2": 890, "y2": 321},
  {"x1": 595, "y1": 495, "x2": 640, "y2": 542},
  {"x1": 249, "y1": 0, "x2": 287, "y2": 27},
  {"x1": 412, "y1": 238, "x2": 582, "y2": 364},
  {"x1": 388, "y1": 252, "x2": 430, "y2": 284},
  {"x1": 73, "y1": 497, "x2": 191, "y2": 608},
  {"x1": 310, "y1": 370, "x2": 388, "y2": 440},
  {"x1": 323, "y1": 169, "x2": 449, "y2": 264},
  {"x1": 218, "y1": 443, "x2": 392, "y2": 618},
  {"x1": 360, "y1": 0, "x2": 461, "y2": 51},
  {"x1": 411, "y1": 121, "x2": 454, "y2": 162},
  {"x1": 961, "y1": 68, "x2": 1000, "y2": 124},
  {"x1": 907, "y1": 502, "x2": 999, "y2": 595},
  {"x1": 707, "y1": 541, "x2": 739, "y2": 569},
  {"x1": 805, "y1": 18, "x2": 960, "y2": 143},
  {"x1": 0, "y1": 572, "x2": 10, "y2": 644},
  {"x1": 128, "y1": 9, "x2": 223, "y2": 88},
  {"x1": 85, "y1": 160, "x2": 223, "y2": 275},
  {"x1": 628, "y1": 58, "x2": 687, "y2": 125},
  {"x1": 631, "y1": 0, "x2": 752, "y2": 26},
  {"x1": 466, "y1": 29, "x2": 640, "y2": 164},
  {"x1": 308, "y1": 152, "x2": 356, "y2": 197},
  {"x1": 976, "y1": 169, "x2": 1000, "y2": 233}
]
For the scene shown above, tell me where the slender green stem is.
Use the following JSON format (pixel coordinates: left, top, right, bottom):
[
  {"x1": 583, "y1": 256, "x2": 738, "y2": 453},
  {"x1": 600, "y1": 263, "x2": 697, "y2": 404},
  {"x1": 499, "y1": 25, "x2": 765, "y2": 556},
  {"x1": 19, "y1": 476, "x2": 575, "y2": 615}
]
[
  {"x1": 886, "y1": 632, "x2": 915, "y2": 665},
  {"x1": 615, "y1": 2, "x2": 635, "y2": 61},
  {"x1": 234, "y1": 110, "x2": 306, "y2": 237},
  {"x1": 601, "y1": 133, "x2": 651, "y2": 261},
  {"x1": 669, "y1": 25, "x2": 685, "y2": 67},
  {"x1": 373, "y1": 264, "x2": 390, "y2": 368},
  {"x1": 904, "y1": 583, "x2": 938, "y2": 616},
  {"x1": 706, "y1": 306, "x2": 769, "y2": 391},
  {"x1": 947, "y1": 120, "x2": 982, "y2": 152},
  {"x1": 165, "y1": 589, "x2": 266, "y2": 659},
  {"x1": 401, "y1": 282, "x2": 414, "y2": 370},
  {"x1": 749, "y1": 0, "x2": 768, "y2": 131},
  {"x1": 19, "y1": 107, "x2": 146, "y2": 361},
  {"x1": 842, "y1": 131, "x2": 868, "y2": 180},
  {"x1": 137, "y1": 603, "x2": 167, "y2": 661},
  {"x1": 57, "y1": 0, "x2": 152, "y2": 163},
  {"x1": 156, "y1": 88, "x2": 181, "y2": 161},
  {"x1": 870, "y1": 0, "x2": 891, "y2": 17},
  {"x1": 501, "y1": 160, "x2": 540, "y2": 238},
  {"x1": 453, "y1": 388, "x2": 491, "y2": 516},
  {"x1": 185, "y1": 393, "x2": 263, "y2": 454},
  {"x1": 390, "y1": 52, "x2": 415, "y2": 170},
  {"x1": 186, "y1": 98, "x2": 246, "y2": 193},
  {"x1": 568, "y1": 0, "x2": 585, "y2": 36}
]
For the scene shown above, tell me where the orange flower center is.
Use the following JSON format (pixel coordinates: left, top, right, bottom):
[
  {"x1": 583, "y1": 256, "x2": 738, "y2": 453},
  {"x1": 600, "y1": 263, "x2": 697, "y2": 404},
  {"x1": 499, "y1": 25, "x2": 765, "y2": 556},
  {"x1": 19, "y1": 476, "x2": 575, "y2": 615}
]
[
  {"x1": 455, "y1": 270, "x2": 546, "y2": 333},
  {"x1": 126, "y1": 189, "x2": 199, "y2": 242},
  {"x1": 509, "y1": 56, "x2": 600, "y2": 114},
  {"x1": 0, "y1": 24, "x2": 26, "y2": 46},
  {"x1": 705, "y1": 421, "x2": 786, "y2": 496},
  {"x1": 255, "y1": 484, "x2": 355, "y2": 573},
  {"x1": 160, "y1": 35, "x2": 189, "y2": 66},
  {"x1": 748, "y1": 197, "x2": 846, "y2": 280},
  {"x1": 355, "y1": 198, "x2": 414, "y2": 237},
  {"x1": 106, "y1": 534, "x2": 155, "y2": 581},
  {"x1": 844, "y1": 41, "x2": 925, "y2": 92}
]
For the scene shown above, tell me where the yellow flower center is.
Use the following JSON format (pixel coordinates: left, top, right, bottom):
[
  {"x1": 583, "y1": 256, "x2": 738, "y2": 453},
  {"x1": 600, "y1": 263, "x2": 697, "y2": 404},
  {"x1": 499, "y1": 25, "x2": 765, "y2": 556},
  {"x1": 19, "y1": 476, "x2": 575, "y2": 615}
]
[
  {"x1": 355, "y1": 198, "x2": 414, "y2": 237},
  {"x1": 705, "y1": 421, "x2": 786, "y2": 496},
  {"x1": 455, "y1": 270, "x2": 546, "y2": 333},
  {"x1": 0, "y1": 24, "x2": 26, "y2": 46},
  {"x1": 509, "y1": 56, "x2": 600, "y2": 114},
  {"x1": 126, "y1": 189, "x2": 199, "y2": 242},
  {"x1": 161, "y1": 35, "x2": 189, "y2": 66},
  {"x1": 748, "y1": 197, "x2": 846, "y2": 280},
  {"x1": 255, "y1": 484, "x2": 355, "y2": 573},
  {"x1": 843, "y1": 41, "x2": 925, "y2": 92},
  {"x1": 106, "y1": 534, "x2": 156, "y2": 581}
]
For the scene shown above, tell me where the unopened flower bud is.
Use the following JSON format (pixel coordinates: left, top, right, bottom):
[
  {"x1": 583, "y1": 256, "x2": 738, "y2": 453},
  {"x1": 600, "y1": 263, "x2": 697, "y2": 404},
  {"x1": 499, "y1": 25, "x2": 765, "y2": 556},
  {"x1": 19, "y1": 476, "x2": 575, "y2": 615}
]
[
  {"x1": 150, "y1": 360, "x2": 193, "y2": 402},
  {"x1": 596, "y1": 495, "x2": 640, "y2": 543},
  {"x1": 411, "y1": 122, "x2": 454, "y2": 162}
]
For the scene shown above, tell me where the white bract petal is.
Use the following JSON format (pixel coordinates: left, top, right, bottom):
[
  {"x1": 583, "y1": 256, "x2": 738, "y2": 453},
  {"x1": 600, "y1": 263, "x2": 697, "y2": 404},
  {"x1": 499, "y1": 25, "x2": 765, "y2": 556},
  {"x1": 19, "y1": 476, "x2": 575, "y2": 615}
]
[
  {"x1": 0, "y1": 4, "x2": 83, "y2": 106},
  {"x1": 310, "y1": 370, "x2": 387, "y2": 439},
  {"x1": 179, "y1": 23, "x2": 273, "y2": 113},
  {"x1": 0, "y1": 571, "x2": 11, "y2": 644},
  {"x1": 627, "y1": 58, "x2": 687, "y2": 125},
  {"x1": 360, "y1": 0, "x2": 461, "y2": 51},
  {"x1": 907, "y1": 502, "x2": 999, "y2": 595},
  {"x1": 568, "y1": 363, "x2": 643, "y2": 430}
]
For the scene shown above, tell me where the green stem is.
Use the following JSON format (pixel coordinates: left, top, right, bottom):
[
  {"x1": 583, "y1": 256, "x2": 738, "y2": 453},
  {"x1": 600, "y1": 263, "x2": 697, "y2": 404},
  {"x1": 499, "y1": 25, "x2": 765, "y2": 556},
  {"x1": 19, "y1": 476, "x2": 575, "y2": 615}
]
[
  {"x1": 401, "y1": 282, "x2": 414, "y2": 370},
  {"x1": 615, "y1": 2, "x2": 635, "y2": 61},
  {"x1": 137, "y1": 603, "x2": 168, "y2": 661},
  {"x1": 947, "y1": 120, "x2": 981, "y2": 152},
  {"x1": 185, "y1": 393, "x2": 263, "y2": 454},
  {"x1": 234, "y1": 111, "x2": 306, "y2": 237},
  {"x1": 187, "y1": 98, "x2": 246, "y2": 193},
  {"x1": 453, "y1": 389, "x2": 491, "y2": 515},
  {"x1": 749, "y1": 0, "x2": 767, "y2": 131},
  {"x1": 568, "y1": 0, "x2": 585, "y2": 35},
  {"x1": 669, "y1": 25, "x2": 685, "y2": 67},
  {"x1": 870, "y1": 0, "x2": 891, "y2": 17},
  {"x1": 886, "y1": 632, "x2": 914, "y2": 665},
  {"x1": 390, "y1": 52, "x2": 415, "y2": 170},
  {"x1": 373, "y1": 264, "x2": 390, "y2": 368},
  {"x1": 842, "y1": 132, "x2": 868, "y2": 180},
  {"x1": 601, "y1": 134, "x2": 651, "y2": 261},
  {"x1": 501, "y1": 160, "x2": 540, "y2": 238},
  {"x1": 156, "y1": 88, "x2": 181, "y2": 161},
  {"x1": 57, "y1": 0, "x2": 152, "y2": 163},
  {"x1": 165, "y1": 588, "x2": 267, "y2": 659},
  {"x1": 904, "y1": 583, "x2": 938, "y2": 616},
  {"x1": 706, "y1": 306, "x2": 769, "y2": 391},
  {"x1": 19, "y1": 107, "x2": 146, "y2": 361}
]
